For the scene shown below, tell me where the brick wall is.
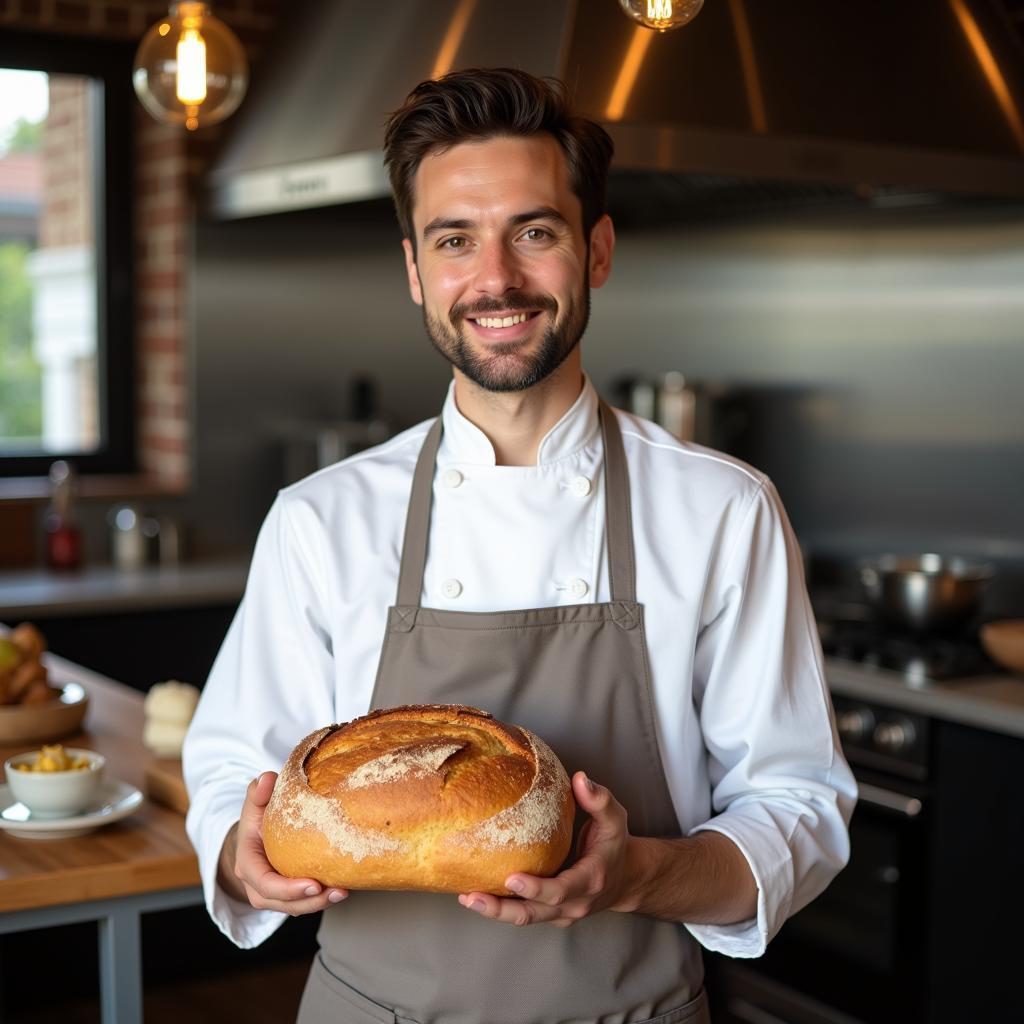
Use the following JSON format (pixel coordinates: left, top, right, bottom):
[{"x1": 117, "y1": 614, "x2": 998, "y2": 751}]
[
  {"x1": 40, "y1": 76, "x2": 92, "y2": 249},
  {"x1": 38, "y1": 75, "x2": 100, "y2": 446},
  {"x1": 0, "y1": 0, "x2": 281, "y2": 489}
]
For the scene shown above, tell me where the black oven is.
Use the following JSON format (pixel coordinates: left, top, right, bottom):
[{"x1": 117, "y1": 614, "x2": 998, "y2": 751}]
[{"x1": 706, "y1": 695, "x2": 933, "y2": 1024}]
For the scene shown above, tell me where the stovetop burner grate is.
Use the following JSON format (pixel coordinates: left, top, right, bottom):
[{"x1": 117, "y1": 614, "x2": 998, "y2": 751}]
[{"x1": 818, "y1": 618, "x2": 998, "y2": 682}]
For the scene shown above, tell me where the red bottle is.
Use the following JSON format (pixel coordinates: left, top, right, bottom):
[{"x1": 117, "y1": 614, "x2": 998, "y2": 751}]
[{"x1": 44, "y1": 460, "x2": 82, "y2": 571}]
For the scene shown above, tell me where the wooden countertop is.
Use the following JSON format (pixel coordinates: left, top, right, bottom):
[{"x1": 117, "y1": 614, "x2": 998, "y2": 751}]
[{"x1": 0, "y1": 655, "x2": 200, "y2": 914}]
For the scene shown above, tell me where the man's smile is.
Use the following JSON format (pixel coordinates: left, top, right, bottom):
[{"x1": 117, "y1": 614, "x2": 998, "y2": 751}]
[
  {"x1": 463, "y1": 309, "x2": 545, "y2": 342},
  {"x1": 468, "y1": 311, "x2": 536, "y2": 328}
]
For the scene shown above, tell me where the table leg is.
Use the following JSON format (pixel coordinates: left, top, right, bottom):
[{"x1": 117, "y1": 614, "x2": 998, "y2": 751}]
[
  {"x1": 0, "y1": 886, "x2": 201, "y2": 1023},
  {"x1": 98, "y1": 906, "x2": 143, "y2": 1024}
]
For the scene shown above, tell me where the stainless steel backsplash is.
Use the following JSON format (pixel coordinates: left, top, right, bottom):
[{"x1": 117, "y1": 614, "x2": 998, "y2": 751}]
[{"x1": 188, "y1": 199, "x2": 1024, "y2": 609}]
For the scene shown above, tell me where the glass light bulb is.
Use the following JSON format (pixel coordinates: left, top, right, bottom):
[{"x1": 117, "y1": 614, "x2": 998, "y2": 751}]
[
  {"x1": 618, "y1": 0, "x2": 704, "y2": 32},
  {"x1": 133, "y1": 2, "x2": 248, "y2": 131}
]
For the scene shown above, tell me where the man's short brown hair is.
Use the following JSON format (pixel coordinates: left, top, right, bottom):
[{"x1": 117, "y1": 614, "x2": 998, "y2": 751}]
[{"x1": 383, "y1": 67, "x2": 614, "y2": 245}]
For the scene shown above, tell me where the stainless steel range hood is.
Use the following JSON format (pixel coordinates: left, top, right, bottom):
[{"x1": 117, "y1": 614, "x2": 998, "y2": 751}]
[{"x1": 206, "y1": 0, "x2": 1024, "y2": 219}]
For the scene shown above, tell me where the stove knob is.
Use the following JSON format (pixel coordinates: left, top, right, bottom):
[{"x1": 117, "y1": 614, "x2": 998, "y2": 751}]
[
  {"x1": 836, "y1": 708, "x2": 875, "y2": 741},
  {"x1": 874, "y1": 719, "x2": 916, "y2": 754}
]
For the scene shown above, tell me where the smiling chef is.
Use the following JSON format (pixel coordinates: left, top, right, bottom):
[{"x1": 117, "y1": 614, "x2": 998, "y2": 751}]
[{"x1": 183, "y1": 68, "x2": 856, "y2": 1024}]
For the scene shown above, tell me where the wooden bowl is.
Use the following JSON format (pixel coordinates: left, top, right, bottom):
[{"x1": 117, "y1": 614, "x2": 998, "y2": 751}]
[
  {"x1": 0, "y1": 683, "x2": 89, "y2": 745},
  {"x1": 980, "y1": 620, "x2": 1024, "y2": 676}
]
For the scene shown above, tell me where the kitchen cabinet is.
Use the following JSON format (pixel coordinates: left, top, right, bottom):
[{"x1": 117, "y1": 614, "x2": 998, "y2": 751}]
[
  {"x1": 22, "y1": 604, "x2": 237, "y2": 693},
  {"x1": 926, "y1": 721, "x2": 1024, "y2": 1022}
]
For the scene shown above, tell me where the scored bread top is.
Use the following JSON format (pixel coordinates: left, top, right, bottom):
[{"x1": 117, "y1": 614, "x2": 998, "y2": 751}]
[
  {"x1": 270, "y1": 704, "x2": 570, "y2": 863},
  {"x1": 308, "y1": 705, "x2": 535, "y2": 834}
]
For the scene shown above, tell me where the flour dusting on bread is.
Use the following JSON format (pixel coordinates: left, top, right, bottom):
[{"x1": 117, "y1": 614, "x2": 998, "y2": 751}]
[
  {"x1": 346, "y1": 739, "x2": 466, "y2": 789},
  {"x1": 459, "y1": 731, "x2": 567, "y2": 849},
  {"x1": 270, "y1": 726, "x2": 403, "y2": 862}
]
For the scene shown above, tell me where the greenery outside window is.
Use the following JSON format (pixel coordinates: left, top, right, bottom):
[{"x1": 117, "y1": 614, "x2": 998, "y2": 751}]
[{"x1": 0, "y1": 32, "x2": 134, "y2": 477}]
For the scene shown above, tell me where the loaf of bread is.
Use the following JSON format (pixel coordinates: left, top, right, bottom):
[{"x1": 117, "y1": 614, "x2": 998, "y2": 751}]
[{"x1": 263, "y1": 704, "x2": 574, "y2": 895}]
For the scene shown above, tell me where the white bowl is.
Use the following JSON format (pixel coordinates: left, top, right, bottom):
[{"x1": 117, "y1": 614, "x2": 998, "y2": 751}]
[{"x1": 4, "y1": 748, "x2": 106, "y2": 818}]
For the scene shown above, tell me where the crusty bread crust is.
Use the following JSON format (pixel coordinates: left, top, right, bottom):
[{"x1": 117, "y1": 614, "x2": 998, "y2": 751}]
[{"x1": 263, "y1": 704, "x2": 574, "y2": 894}]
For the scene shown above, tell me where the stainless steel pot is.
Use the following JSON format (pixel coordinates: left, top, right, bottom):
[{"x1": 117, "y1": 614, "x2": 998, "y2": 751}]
[{"x1": 859, "y1": 554, "x2": 995, "y2": 632}]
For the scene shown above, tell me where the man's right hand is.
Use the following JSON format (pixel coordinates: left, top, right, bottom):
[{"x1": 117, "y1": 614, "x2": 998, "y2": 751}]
[{"x1": 218, "y1": 771, "x2": 349, "y2": 914}]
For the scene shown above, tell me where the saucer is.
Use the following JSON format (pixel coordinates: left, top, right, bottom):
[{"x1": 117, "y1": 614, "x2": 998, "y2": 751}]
[{"x1": 0, "y1": 779, "x2": 144, "y2": 839}]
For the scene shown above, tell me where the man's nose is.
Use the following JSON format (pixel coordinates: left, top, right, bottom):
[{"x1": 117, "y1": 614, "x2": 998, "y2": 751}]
[{"x1": 471, "y1": 240, "x2": 523, "y2": 295}]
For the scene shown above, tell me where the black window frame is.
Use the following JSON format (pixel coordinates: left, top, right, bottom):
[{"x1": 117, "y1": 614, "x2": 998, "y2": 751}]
[{"x1": 0, "y1": 30, "x2": 135, "y2": 477}]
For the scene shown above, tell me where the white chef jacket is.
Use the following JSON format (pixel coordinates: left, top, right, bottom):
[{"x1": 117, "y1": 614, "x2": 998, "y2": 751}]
[{"x1": 183, "y1": 374, "x2": 856, "y2": 957}]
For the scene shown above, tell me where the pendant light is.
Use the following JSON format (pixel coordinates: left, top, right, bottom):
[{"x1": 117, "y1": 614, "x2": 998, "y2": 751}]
[
  {"x1": 618, "y1": 0, "x2": 704, "y2": 32},
  {"x1": 133, "y1": 2, "x2": 248, "y2": 131}
]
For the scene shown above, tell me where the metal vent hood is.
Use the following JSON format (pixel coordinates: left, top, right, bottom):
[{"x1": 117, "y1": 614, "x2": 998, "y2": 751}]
[{"x1": 206, "y1": 0, "x2": 1024, "y2": 219}]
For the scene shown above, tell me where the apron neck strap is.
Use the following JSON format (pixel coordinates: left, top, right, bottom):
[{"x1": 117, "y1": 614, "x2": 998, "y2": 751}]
[
  {"x1": 395, "y1": 397, "x2": 636, "y2": 607},
  {"x1": 598, "y1": 398, "x2": 637, "y2": 603},
  {"x1": 396, "y1": 415, "x2": 443, "y2": 607}
]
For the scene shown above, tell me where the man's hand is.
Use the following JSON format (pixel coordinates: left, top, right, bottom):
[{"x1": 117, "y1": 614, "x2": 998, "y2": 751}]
[
  {"x1": 457, "y1": 771, "x2": 637, "y2": 927},
  {"x1": 218, "y1": 771, "x2": 349, "y2": 915},
  {"x1": 458, "y1": 771, "x2": 759, "y2": 928}
]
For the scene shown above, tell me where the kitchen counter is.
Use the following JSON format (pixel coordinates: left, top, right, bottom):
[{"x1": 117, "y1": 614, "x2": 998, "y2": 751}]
[
  {"x1": 0, "y1": 559, "x2": 248, "y2": 619},
  {"x1": 826, "y1": 657, "x2": 1024, "y2": 739},
  {"x1": 0, "y1": 651, "x2": 202, "y2": 1023},
  {"x1": 0, "y1": 656, "x2": 200, "y2": 909},
  {"x1": 3, "y1": 566, "x2": 1021, "y2": 740}
]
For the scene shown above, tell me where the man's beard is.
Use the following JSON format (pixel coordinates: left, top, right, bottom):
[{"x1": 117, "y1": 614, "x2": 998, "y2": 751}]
[{"x1": 422, "y1": 285, "x2": 590, "y2": 394}]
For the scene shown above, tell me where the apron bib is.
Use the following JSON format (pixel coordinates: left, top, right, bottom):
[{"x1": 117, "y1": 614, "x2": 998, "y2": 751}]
[{"x1": 298, "y1": 401, "x2": 708, "y2": 1024}]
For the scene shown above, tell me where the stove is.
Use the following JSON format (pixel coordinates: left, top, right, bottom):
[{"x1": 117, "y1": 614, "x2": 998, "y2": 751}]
[
  {"x1": 710, "y1": 616, "x2": 943, "y2": 1023},
  {"x1": 709, "y1": 596, "x2": 1011, "y2": 1023},
  {"x1": 814, "y1": 593, "x2": 998, "y2": 684}
]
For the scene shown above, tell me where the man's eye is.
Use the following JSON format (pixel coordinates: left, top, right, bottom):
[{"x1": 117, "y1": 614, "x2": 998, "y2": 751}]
[
  {"x1": 521, "y1": 228, "x2": 551, "y2": 242},
  {"x1": 440, "y1": 236, "x2": 468, "y2": 250}
]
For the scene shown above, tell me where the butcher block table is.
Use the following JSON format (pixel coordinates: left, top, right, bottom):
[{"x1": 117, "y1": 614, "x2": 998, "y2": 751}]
[{"x1": 0, "y1": 652, "x2": 202, "y2": 1024}]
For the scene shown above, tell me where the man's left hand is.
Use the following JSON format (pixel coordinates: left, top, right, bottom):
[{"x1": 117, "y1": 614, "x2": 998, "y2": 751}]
[{"x1": 458, "y1": 771, "x2": 640, "y2": 927}]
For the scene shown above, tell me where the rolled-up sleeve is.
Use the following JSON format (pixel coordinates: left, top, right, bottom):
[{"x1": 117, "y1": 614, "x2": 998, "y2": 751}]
[
  {"x1": 686, "y1": 480, "x2": 857, "y2": 957},
  {"x1": 183, "y1": 494, "x2": 336, "y2": 948}
]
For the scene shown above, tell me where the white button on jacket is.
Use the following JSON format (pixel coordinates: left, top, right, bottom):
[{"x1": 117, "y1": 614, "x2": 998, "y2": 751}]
[
  {"x1": 570, "y1": 475, "x2": 592, "y2": 497},
  {"x1": 184, "y1": 375, "x2": 856, "y2": 958}
]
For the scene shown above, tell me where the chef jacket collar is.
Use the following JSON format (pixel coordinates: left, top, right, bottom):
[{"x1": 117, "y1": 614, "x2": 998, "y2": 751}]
[{"x1": 439, "y1": 374, "x2": 601, "y2": 467}]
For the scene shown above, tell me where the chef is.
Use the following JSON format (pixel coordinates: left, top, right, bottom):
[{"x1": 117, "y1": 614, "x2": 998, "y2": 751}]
[{"x1": 183, "y1": 68, "x2": 856, "y2": 1024}]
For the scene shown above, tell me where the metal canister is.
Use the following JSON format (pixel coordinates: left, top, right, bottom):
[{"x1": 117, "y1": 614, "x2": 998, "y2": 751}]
[
  {"x1": 109, "y1": 504, "x2": 147, "y2": 570},
  {"x1": 656, "y1": 371, "x2": 697, "y2": 442}
]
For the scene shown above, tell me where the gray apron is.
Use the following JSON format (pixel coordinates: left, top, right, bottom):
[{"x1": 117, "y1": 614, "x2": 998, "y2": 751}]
[{"x1": 297, "y1": 401, "x2": 709, "y2": 1024}]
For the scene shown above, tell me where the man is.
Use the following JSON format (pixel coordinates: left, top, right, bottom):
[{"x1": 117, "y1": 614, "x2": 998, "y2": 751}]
[{"x1": 184, "y1": 68, "x2": 855, "y2": 1024}]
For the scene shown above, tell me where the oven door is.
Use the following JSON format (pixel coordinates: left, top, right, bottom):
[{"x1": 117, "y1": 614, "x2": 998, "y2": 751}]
[{"x1": 707, "y1": 770, "x2": 930, "y2": 1024}]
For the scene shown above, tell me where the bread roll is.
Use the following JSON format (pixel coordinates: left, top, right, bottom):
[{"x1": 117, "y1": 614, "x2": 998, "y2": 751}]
[
  {"x1": 263, "y1": 704, "x2": 574, "y2": 895},
  {"x1": 144, "y1": 680, "x2": 200, "y2": 725}
]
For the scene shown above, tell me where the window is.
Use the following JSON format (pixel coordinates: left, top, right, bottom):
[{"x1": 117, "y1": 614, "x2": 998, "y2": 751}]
[{"x1": 0, "y1": 32, "x2": 134, "y2": 476}]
